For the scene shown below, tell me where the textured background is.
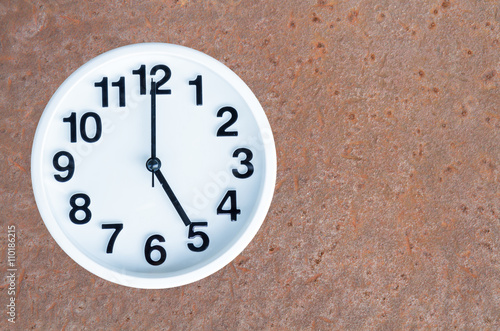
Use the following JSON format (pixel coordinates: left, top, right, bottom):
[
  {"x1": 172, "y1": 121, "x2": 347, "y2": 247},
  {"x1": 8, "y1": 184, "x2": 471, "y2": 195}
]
[{"x1": 1, "y1": 0, "x2": 499, "y2": 329}]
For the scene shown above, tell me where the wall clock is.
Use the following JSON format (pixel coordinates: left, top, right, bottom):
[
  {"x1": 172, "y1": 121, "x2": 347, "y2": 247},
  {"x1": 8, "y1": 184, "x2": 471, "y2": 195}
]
[{"x1": 31, "y1": 43, "x2": 276, "y2": 288}]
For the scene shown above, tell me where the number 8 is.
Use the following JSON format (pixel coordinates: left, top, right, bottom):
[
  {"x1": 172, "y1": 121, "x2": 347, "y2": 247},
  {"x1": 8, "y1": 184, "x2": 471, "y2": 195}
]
[{"x1": 69, "y1": 193, "x2": 92, "y2": 225}]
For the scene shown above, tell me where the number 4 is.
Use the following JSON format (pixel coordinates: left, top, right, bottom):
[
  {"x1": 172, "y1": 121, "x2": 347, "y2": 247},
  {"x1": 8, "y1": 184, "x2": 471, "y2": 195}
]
[{"x1": 217, "y1": 190, "x2": 241, "y2": 221}]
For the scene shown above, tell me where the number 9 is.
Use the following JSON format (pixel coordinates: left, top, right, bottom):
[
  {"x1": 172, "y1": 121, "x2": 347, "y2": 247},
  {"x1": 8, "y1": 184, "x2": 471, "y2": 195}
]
[{"x1": 53, "y1": 151, "x2": 75, "y2": 182}]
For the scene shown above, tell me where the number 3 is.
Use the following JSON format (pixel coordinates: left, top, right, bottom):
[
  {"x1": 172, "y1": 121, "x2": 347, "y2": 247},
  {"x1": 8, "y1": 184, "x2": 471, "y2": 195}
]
[{"x1": 232, "y1": 148, "x2": 254, "y2": 179}]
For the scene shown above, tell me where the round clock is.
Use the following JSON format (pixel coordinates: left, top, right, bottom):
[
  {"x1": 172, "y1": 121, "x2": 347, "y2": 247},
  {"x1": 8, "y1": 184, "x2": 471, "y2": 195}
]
[{"x1": 31, "y1": 43, "x2": 276, "y2": 288}]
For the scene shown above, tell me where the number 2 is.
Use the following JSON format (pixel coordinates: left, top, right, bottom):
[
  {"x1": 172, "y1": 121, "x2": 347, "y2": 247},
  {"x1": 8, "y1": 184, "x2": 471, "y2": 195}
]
[{"x1": 217, "y1": 106, "x2": 238, "y2": 136}]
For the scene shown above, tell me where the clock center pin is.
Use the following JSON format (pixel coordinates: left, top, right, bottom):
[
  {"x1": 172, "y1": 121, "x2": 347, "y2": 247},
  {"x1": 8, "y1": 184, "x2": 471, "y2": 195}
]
[{"x1": 146, "y1": 157, "x2": 162, "y2": 172}]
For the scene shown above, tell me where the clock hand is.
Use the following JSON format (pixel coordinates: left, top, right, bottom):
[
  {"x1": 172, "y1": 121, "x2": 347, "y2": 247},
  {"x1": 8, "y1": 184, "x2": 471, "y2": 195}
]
[
  {"x1": 145, "y1": 80, "x2": 191, "y2": 227},
  {"x1": 154, "y1": 168, "x2": 192, "y2": 227},
  {"x1": 149, "y1": 79, "x2": 157, "y2": 187}
]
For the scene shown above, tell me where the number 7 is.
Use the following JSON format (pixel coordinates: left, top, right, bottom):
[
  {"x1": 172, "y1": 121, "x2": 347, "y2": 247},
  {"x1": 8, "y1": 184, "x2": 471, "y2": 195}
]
[{"x1": 101, "y1": 223, "x2": 123, "y2": 254}]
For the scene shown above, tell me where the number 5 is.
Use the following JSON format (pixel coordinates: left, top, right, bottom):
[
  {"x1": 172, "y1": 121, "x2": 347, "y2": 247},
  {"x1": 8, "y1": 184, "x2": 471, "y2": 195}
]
[{"x1": 187, "y1": 222, "x2": 209, "y2": 252}]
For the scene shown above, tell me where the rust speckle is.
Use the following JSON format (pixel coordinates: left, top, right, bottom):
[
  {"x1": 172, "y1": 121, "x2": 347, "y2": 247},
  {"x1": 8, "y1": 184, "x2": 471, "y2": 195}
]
[
  {"x1": 313, "y1": 39, "x2": 327, "y2": 59},
  {"x1": 61, "y1": 15, "x2": 80, "y2": 24},
  {"x1": 9, "y1": 157, "x2": 27, "y2": 173},
  {"x1": 376, "y1": 12, "x2": 386, "y2": 23},
  {"x1": 348, "y1": 9, "x2": 359, "y2": 23},
  {"x1": 319, "y1": 316, "x2": 335, "y2": 324},
  {"x1": 145, "y1": 17, "x2": 152, "y2": 28},
  {"x1": 312, "y1": 13, "x2": 321, "y2": 23},
  {"x1": 268, "y1": 246, "x2": 279, "y2": 254},
  {"x1": 316, "y1": 109, "x2": 324, "y2": 128},
  {"x1": 305, "y1": 273, "x2": 322, "y2": 284},
  {"x1": 293, "y1": 175, "x2": 299, "y2": 192},
  {"x1": 459, "y1": 265, "x2": 478, "y2": 278},
  {"x1": 483, "y1": 70, "x2": 496, "y2": 81}
]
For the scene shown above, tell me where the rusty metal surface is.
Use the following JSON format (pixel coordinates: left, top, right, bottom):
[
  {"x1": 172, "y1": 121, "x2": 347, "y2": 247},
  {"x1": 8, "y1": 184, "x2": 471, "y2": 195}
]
[{"x1": 1, "y1": 0, "x2": 499, "y2": 329}]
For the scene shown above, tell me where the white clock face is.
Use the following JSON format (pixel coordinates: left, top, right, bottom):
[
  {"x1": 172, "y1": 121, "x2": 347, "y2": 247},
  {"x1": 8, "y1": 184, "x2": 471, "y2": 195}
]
[{"x1": 31, "y1": 43, "x2": 276, "y2": 288}]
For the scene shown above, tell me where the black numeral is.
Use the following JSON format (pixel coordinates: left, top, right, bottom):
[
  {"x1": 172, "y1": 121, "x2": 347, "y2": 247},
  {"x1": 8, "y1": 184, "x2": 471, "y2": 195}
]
[
  {"x1": 232, "y1": 148, "x2": 254, "y2": 178},
  {"x1": 95, "y1": 77, "x2": 126, "y2": 107},
  {"x1": 80, "y1": 112, "x2": 102, "y2": 142},
  {"x1": 94, "y1": 77, "x2": 108, "y2": 107},
  {"x1": 217, "y1": 190, "x2": 241, "y2": 221},
  {"x1": 145, "y1": 234, "x2": 167, "y2": 266},
  {"x1": 217, "y1": 106, "x2": 238, "y2": 136},
  {"x1": 102, "y1": 223, "x2": 123, "y2": 254},
  {"x1": 69, "y1": 193, "x2": 91, "y2": 225},
  {"x1": 111, "y1": 77, "x2": 126, "y2": 107},
  {"x1": 62, "y1": 112, "x2": 77, "y2": 142},
  {"x1": 133, "y1": 64, "x2": 172, "y2": 95},
  {"x1": 53, "y1": 151, "x2": 75, "y2": 182},
  {"x1": 150, "y1": 64, "x2": 172, "y2": 95},
  {"x1": 63, "y1": 112, "x2": 102, "y2": 143},
  {"x1": 189, "y1": 75, "x2": 203, "y2": 105},
  {"x1": 187, "y1": 222, "x2": 209, "y2": 252},
  {"x1": 132, "y1": 64, "x2": 146, "y2": 95}
]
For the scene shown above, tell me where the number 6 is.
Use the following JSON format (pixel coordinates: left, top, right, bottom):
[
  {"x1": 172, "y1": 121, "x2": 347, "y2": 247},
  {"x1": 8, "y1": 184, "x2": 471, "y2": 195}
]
[{"x1": 144, "y1": 234, "x2": 167, "y2": 266}]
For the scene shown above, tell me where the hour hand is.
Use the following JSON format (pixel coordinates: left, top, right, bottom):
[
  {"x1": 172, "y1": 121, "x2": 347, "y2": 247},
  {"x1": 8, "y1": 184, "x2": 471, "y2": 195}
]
[{"x1": 153, "y1": 168, "x2": 191, "y2": 227}]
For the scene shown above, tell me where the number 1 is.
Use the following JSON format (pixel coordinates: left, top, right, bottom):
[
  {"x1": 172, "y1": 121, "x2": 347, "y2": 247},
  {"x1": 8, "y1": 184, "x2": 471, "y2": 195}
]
[{"x1": 189, "y1": 75, "x2": 203, "y2": 106}]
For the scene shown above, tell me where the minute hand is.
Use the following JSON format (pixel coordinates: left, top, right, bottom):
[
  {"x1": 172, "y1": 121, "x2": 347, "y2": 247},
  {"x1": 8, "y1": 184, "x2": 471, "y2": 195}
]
[
  {"x1": 150, "y1": 80, "x2": 157, "y2": 187},
  {"x1": 154, "y1": 169, "x2": 191, "y2": 227}
]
